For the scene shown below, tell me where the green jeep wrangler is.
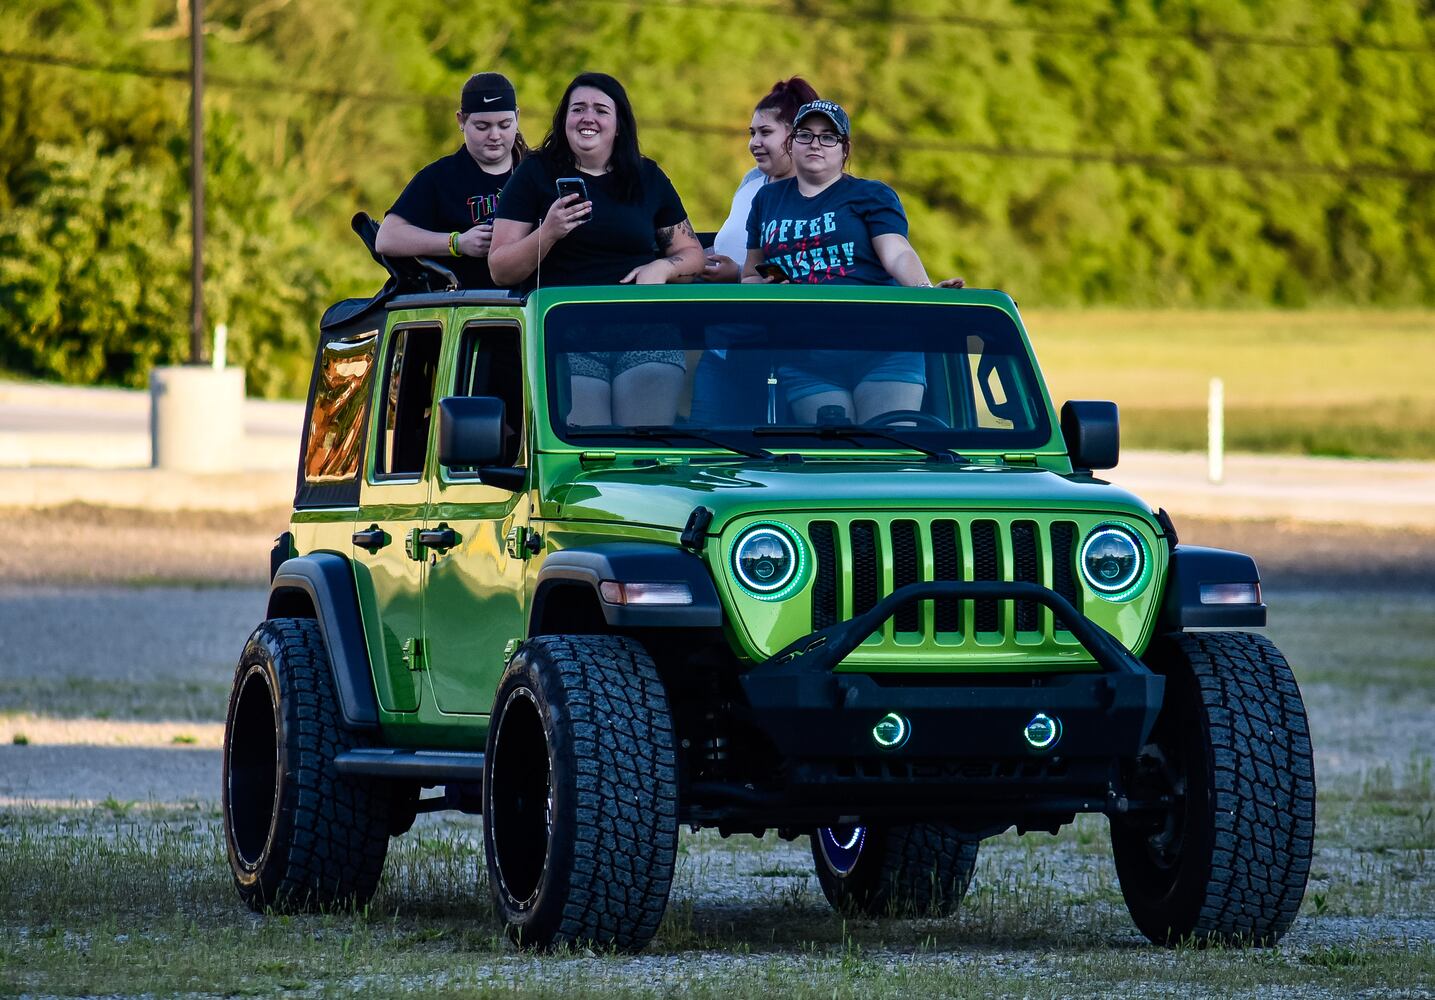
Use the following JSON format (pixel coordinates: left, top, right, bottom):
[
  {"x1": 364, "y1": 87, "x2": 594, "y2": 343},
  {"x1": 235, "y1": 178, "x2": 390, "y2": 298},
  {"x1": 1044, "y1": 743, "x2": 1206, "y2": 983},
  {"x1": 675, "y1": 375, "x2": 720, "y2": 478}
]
[{"x1": 223, "y1": 282, "x2": 1314, "y2": 951}]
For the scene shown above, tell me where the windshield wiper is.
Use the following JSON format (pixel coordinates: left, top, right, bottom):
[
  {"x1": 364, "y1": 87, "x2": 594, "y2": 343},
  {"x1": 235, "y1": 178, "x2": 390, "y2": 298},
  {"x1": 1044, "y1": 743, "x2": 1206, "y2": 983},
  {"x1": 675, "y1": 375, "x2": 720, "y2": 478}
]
[
  {"x1": 566, "y1": 425, "x2": 776, "y2": 461},
  {"x1": 752, "y1": 424, "x2": 962, "y2": 463}
]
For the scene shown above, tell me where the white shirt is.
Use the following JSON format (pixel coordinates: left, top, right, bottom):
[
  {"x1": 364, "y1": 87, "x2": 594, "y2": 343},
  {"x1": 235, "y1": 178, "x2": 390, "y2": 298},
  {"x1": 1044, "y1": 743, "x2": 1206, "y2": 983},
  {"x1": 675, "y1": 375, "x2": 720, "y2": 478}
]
[{"x1": 711, "y1": 167, "x2": 767, "y2": 262}]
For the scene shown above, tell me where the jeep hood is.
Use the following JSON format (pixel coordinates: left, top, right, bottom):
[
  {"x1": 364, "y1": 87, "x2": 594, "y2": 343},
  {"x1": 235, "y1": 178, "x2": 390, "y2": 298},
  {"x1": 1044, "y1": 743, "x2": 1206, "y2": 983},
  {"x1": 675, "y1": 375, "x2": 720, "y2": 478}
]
[{"x1": 543, "y1": 460, "x2": 1158, "y2": 532}]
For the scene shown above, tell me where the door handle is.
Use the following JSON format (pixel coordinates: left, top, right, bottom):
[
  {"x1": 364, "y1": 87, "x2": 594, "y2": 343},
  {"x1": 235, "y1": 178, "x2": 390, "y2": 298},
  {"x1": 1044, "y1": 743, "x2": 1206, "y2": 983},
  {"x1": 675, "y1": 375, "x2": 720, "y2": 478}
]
[
  {"x1": 418, "y1": 525, "x2": 458, "y2": 551},
  {"x1": 352, "y1": 525, "x2": 388, "y2": 552}
]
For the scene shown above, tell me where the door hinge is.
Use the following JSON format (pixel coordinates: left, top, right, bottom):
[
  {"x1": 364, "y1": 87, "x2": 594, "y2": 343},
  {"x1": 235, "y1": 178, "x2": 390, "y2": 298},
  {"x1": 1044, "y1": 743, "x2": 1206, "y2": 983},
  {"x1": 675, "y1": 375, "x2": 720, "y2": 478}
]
[
  {"x1": 404, "y1": 528, "x2": 426, "y2": 562},
  {"x1": 401, "y1": 637, "x2": 427, "y2": 672},
  {"x1": 506, "y1": 526, "x2": 542, "y2": 559}
]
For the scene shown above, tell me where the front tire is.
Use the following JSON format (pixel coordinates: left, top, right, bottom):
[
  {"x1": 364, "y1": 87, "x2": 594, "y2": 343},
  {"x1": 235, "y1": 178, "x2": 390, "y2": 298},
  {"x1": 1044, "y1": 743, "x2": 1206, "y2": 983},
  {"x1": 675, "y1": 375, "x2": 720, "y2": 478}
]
[
  {"x1": 222, "y1": 618, "x2": 392, "y2": 912},
  {"x1": 1111, "y1": 632, "x2": 1315, "y2": 946},
  {"x1": 811, "y1": 823, "x2": 980, "y2": 917},
  {"x1": 483, "y1": 635, "x2": 678, "y2": 951}
]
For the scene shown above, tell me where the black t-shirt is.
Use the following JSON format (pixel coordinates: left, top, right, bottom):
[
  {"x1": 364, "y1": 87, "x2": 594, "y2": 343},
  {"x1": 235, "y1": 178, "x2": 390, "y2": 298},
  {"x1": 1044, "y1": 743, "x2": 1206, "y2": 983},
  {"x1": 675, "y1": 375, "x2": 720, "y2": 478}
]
[
  {"x1": 387, "y1": 146, "x2": 512, "y2": 289},
  {"x1": 494, "y1": 154, "x2": 688, "y2": 286}
]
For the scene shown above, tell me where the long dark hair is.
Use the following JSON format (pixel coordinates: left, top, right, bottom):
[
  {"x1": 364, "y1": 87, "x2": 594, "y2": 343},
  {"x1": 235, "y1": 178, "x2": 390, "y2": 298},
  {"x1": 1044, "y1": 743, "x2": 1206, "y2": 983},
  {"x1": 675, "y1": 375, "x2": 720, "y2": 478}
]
[
  {"x1": 754, "y1": 76, "x2": 819, "y2": 127},
  {"x1": 538, "y1": 72, "x2": 643, "y2": 202}
]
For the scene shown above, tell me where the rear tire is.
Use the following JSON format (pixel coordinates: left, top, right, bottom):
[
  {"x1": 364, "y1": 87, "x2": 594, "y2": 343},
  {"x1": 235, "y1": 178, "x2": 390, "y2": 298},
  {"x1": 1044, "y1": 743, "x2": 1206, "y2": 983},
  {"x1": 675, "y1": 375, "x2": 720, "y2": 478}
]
[
  {"x1": 483, "y1": 635, "x2": 678, "y2": 951},
  {"x1": 1111, "y1": 631, "x2": 1314, "y2": 946},
  {"x1": 811, "y1": 823, "x2": 979, "y2": 917},
  {"x1": 222, "y1": 618, "x2": 392, "y2": 912}
]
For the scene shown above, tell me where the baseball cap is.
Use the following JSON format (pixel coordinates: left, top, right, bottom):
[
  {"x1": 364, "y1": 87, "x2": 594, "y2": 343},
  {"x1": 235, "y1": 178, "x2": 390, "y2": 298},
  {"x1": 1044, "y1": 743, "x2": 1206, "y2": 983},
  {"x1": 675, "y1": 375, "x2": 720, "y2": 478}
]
[
  {"x1": 461, "y1": 72, "x2": 517, "y2": 114},
  {"x1": 794, "y1": 99, "x2": 850, "y2": 138}
]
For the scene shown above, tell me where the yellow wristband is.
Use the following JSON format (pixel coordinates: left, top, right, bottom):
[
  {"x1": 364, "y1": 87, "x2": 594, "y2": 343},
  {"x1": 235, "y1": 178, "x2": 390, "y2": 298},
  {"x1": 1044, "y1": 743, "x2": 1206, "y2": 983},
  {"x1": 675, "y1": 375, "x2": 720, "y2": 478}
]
[{"x1": 448, "y1": 231, "x2": 462, "y2": 257}]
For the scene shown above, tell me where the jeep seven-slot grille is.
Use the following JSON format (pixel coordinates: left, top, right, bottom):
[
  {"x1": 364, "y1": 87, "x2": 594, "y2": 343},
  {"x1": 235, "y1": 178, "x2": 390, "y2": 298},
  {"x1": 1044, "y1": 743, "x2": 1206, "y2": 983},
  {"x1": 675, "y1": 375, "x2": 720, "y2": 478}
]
[{"x1": 809, "y1": 518, "x2": 1082, "y2": 641}]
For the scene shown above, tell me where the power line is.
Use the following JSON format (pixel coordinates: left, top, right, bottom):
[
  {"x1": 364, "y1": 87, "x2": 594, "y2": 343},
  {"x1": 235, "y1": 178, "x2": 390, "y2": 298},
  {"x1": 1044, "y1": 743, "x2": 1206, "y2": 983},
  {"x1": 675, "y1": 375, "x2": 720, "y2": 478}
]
[
  {"x1": 4, "y1": 47, "x2": 1432, "y2": 182},
  {"x1": 589, "y1": 0, "x2": 1435, "y2": 55},
  {"x1": 0, "y1": 47, "x2": 447, "y2": 108}
]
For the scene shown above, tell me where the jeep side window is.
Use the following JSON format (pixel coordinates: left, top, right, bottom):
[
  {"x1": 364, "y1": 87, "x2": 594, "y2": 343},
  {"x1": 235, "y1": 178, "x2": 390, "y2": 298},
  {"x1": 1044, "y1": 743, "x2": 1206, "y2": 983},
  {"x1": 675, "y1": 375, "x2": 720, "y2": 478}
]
[
  {"x1": 375, "y1": 324, "x2": 442, "y2": 478},
  {"x1": 454, "y1": 323, "x2": 524, "y2": 470},
  {"x1": 304, "y1": 331, "x2": 377, "y2": 483}
]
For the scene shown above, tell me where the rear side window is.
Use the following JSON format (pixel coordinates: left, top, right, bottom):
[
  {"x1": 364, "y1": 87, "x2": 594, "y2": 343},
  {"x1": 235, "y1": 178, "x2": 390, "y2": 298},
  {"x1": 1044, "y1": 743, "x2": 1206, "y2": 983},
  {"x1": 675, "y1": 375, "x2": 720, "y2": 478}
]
[
  {"x1": 303, "y1": 331, "x2": 377, "y2": 484},
  {"x1": 375, "y1": 324, "x2": 443, "y2": 479}
]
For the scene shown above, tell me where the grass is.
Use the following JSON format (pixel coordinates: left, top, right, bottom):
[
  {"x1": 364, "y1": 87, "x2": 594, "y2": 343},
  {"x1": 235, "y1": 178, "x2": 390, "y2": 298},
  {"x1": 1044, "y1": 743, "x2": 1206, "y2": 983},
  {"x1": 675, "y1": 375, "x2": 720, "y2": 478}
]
[
  {"x1": 1, "y1": 557, "x2": 1432, "y2": 995},
  {"x1": 1026, "y1": 310, "x2": 1435, "y2": 459},
  {"x1": 0, "y1": 801, "x2": 1430, "y2": 998}
]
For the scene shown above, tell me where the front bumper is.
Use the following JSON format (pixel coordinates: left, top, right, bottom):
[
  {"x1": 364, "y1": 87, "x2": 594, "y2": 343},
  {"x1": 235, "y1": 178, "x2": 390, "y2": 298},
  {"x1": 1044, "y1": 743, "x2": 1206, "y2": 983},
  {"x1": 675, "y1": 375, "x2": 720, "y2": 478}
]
[{"x1": 726, "y1": 582, "x2": 1164, "y2": 818}]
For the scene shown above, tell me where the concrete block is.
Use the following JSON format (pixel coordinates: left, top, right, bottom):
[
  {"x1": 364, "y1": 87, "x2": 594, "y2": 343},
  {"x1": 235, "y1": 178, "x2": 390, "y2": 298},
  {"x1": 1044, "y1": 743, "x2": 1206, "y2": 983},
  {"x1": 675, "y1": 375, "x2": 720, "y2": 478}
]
[{"x1": 150, "y1": 366, "x2": 247, "y2": 472}]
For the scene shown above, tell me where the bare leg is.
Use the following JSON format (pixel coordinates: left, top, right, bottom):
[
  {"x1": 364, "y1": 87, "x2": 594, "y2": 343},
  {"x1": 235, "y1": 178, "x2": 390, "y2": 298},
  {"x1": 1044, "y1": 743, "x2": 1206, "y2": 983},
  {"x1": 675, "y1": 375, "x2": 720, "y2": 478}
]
[
  {"x1": 567, "y1": 375, "x2": 612, "y2": 426},
  {"x1": 612, "y1": 362, "x2": 686, "y2": 426},
  {"x1": 789, "y1": 390, "x2": 855, "y2": 424},
  {"x1": 854, "y1": 381, "x2": 925, "y2": 423}
]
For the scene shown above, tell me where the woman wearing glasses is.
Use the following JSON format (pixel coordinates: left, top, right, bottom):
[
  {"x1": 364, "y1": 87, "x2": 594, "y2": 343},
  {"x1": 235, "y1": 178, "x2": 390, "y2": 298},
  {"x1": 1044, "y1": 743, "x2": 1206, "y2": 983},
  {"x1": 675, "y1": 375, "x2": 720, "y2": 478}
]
[
  {"x1": 742, "y1": 100, "x2": 961, "y2": 423},
  {"x1": 742, "y1": 100, "x2": 956, "y2": 288}
]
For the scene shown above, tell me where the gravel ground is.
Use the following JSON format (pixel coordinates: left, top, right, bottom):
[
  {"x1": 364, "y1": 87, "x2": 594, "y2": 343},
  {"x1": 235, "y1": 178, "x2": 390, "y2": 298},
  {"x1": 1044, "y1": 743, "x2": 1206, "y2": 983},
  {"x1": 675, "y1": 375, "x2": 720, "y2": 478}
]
[{"x1": 0, "y1": 508, "x2": 1430, "y2": 994}]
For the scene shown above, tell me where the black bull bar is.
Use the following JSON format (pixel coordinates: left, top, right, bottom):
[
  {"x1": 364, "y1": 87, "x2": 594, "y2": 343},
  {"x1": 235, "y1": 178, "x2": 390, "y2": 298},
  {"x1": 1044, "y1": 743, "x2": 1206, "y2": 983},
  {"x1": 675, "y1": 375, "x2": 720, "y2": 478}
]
[{"x1": 737, "y1": 581, "x2": 1166, "y2": 761}]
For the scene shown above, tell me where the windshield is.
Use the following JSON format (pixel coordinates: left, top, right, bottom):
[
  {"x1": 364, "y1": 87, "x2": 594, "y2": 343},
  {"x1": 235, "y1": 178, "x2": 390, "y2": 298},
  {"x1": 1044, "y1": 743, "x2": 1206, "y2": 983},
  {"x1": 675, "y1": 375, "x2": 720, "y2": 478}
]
[{"x1": 544, "y1": 300, "x2": 1052, "y2": 452}]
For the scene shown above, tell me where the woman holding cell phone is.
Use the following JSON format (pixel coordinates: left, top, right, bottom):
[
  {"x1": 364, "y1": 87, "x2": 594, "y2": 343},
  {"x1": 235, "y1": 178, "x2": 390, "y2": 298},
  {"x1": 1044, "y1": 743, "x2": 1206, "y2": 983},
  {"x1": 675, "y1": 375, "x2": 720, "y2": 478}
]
[
  {"x1": 489, "y1": 73, "x2": 704, "y2": 426},
  {"x1": 488, "y1": 72, "x2": 704, "y2": 288}
]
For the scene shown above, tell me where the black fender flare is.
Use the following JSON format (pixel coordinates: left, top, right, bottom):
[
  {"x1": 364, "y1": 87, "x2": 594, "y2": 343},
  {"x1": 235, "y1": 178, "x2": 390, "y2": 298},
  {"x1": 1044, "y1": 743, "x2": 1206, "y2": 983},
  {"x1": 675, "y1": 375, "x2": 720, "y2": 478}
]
[
  {"x1": 532, "y1": 543, "x2": 724, "y2": 629},
  {"x1": 267, "y1": 552, "x2": 380, "y2": 731},
  {"x1": 1157, "y1": 544, "x2": 1267, "y2": 631}
]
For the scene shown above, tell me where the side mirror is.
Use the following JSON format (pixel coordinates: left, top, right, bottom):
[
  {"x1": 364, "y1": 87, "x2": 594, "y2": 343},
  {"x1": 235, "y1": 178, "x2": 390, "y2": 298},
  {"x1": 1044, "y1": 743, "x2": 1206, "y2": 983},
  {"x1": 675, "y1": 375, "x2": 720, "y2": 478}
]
[
  {"x1": 1060, "y1": 400, "x2": 1119, "y2": 471},
  {"x1": 438, "y1": 396, "x2": 506, "y2": 468}
]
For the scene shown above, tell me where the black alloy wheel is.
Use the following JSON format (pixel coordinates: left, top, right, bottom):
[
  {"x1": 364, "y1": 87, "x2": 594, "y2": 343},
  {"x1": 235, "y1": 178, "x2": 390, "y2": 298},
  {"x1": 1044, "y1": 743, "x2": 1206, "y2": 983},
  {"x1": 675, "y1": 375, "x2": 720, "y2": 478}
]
[
  {"x1": 483, "y1": 635, "x2": 678, "y2": 951},
  {"x1": 222, "y1": 618, "x2": 392, "y2": 912},
  {"x1": 1110, "y1": 631, "x2": 1315, "y2": 946},
  {"x1": 811, "y1": 821, "x2": 980, "y2": 917}
]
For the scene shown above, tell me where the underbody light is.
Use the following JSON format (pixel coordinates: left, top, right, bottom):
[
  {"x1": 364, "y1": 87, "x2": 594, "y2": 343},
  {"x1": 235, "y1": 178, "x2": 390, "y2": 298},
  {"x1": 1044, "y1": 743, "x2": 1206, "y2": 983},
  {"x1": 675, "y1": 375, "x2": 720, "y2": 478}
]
[
  {"x1": 598, "y1": 581, "x2": 693, "y2": 606},
  {"x1": 1199, "y1": 582, "x2": 1262, "y2": 605}
]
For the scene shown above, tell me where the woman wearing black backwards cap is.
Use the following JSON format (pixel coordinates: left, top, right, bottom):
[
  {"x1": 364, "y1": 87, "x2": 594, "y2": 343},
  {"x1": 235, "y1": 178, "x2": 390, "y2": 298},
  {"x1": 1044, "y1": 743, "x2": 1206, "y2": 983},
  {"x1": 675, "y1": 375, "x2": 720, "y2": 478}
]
[
  {"x1": 742, "y1": 99, "x2": 963, "y2": 423},
  {"x1": 375, "y1": 72, "x2": 527, "y2": 289}
]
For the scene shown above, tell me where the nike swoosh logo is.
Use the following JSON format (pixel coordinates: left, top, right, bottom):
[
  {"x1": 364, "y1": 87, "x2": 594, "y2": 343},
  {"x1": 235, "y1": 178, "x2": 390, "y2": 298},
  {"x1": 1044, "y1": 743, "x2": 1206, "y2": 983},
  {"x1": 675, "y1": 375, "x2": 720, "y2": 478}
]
[{"x1": 483, "y1": 95, "x2": 501, "y2": 104}]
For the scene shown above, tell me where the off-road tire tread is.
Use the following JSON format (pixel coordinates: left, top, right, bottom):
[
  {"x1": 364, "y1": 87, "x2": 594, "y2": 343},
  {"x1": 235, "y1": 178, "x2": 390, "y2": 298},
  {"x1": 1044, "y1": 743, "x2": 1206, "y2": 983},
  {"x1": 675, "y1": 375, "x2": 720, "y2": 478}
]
[
  {"x1": 1121, "y1": 631, "x2": 1314, "y2": 945},
  {"x1": 493, "y1": 635, "x2": 678, "y2": 951},
  {"x1": 230, "y1": 618, "x2": 390, "y2": 912},
  {"x1": 815, "y1": 823, "x2": 980, "y2": 917}
]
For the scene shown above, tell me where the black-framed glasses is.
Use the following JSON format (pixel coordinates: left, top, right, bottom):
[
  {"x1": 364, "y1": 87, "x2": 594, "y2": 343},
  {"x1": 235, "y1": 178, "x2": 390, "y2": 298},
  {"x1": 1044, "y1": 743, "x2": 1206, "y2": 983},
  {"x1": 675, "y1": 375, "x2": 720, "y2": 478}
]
[{"x1": 792, "y1": 130, "x2": 842, "y2": 148}]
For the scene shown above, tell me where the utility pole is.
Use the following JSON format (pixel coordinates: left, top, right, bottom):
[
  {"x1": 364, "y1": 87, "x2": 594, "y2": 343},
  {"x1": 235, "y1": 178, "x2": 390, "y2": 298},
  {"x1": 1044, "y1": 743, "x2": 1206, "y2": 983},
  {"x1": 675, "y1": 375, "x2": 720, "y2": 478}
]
[{"x1": 189, "y1": 0, "x2": 205, "y2": 364}]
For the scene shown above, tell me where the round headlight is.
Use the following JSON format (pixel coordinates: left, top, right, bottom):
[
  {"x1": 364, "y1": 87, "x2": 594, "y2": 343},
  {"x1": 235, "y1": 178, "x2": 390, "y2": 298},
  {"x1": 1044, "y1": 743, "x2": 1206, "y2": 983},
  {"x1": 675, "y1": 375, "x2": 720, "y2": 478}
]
[
  {"x1": 1080, "y1": 525, "x2": 1144, "y2": 596},
  {"x1": 732, "y1": 525, "x2": 798, "y2": 595}
]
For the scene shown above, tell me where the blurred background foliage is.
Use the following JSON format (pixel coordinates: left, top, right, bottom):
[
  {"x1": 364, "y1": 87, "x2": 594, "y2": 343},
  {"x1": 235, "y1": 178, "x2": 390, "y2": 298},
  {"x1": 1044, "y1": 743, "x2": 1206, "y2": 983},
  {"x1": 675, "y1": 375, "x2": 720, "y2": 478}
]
[{"x1": 0, "y1": 0, "x2": 1431, "y2": 397}]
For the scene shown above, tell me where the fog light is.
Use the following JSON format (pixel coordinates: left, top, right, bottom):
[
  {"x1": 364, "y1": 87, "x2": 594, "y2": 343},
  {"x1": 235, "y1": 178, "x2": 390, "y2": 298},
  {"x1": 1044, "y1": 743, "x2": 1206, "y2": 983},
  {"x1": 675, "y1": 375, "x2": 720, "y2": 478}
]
[
  {"x1": 872, "y1": 712, "x2": 910, "y2": 750},
  {"x1": 1024, "y1": 712, "x2": 1062, "y2": 751}
]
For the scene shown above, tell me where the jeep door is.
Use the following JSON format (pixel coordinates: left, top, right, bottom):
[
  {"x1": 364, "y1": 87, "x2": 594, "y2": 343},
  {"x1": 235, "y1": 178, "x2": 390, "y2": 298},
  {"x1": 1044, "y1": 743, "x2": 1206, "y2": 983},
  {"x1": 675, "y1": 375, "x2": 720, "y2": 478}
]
[
  {"x1": 352, "y1": 317, "x2": 445, "y2": 714},
  {"x1": 422, "y1": 319, "x2": 529, "y2": 715}
]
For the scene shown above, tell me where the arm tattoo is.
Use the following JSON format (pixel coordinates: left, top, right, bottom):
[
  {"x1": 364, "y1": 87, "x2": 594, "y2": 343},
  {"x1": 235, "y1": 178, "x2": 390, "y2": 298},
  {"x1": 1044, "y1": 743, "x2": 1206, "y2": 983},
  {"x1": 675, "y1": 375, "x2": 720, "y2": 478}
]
[{"x1": 656, "y1": 218, "x2": 698, "y2": 254}]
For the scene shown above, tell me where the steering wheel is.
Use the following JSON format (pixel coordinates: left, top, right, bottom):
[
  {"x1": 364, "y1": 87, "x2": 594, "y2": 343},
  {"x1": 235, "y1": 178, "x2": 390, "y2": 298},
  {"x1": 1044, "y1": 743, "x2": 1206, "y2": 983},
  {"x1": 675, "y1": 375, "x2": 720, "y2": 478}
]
[{"x1": 863, "y1": 409, "x2": 950, "y2": 429}]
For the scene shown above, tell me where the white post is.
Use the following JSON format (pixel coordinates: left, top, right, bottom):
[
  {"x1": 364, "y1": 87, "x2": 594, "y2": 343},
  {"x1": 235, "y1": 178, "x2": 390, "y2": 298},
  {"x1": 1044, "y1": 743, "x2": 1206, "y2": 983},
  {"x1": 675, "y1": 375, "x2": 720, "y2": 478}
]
[
  {"x1": 1207, "y1": 376, "x2": 1224, "y2": 485},
  {"x1": 212, "y1": 322, "x2": 228, "y2": 370}
]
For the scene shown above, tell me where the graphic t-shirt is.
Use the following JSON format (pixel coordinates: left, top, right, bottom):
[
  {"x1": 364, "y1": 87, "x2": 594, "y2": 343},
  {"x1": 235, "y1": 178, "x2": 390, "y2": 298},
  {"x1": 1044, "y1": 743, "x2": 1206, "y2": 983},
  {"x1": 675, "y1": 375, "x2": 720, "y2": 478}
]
[
  {"x1": 387, "y1": 146, "x2": 512, "y2": 288},
  {"x1": 746, "y1": 175, "x2": 908, "y2": 285},
  {"x1": 495, "y1": 154, "x2": 688, "y2": 287}
]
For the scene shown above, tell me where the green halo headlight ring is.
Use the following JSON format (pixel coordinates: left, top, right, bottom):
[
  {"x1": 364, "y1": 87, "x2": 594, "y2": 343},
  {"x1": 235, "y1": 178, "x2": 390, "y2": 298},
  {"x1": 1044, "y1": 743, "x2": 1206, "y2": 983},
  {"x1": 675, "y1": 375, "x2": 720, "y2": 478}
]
[
  {"x1": 730, "y1": 522, "x2": 808, "y2": 601},
  {"x1": 872, "y1": 712, "x2": 911, "y2": 750},
  {"x1": 1079, "y1": 522, "x2": 1152, "y2": 602}
]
